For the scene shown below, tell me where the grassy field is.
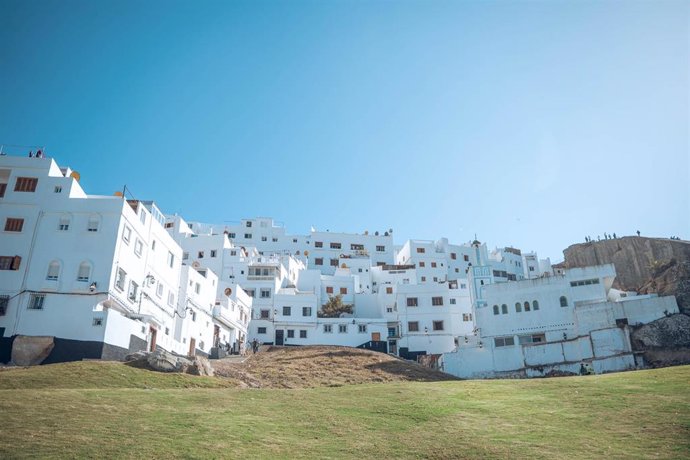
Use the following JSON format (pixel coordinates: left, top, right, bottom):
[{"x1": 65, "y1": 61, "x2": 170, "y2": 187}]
[{"x1": 0, "y1": 362, "x2": 688, "y2": 459}]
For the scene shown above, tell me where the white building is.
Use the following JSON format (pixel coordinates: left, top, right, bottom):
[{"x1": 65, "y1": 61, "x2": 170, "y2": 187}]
[{"x1": 442, "y1": 263, "x2": 679, "y2": 378}]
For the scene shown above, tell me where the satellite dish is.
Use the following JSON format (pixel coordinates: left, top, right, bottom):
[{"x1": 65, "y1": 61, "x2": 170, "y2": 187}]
[
  {"x1": 341, "y1": 263, "x2": 347, "y2": 268},
  {"x1": 114, "y1": 191, "x2": 123, "y2": 197},
  {"x1": 224, "y1": 287, "x2": 232, "y2": 296},
  {"x1": 304, "y1": 250, "x2": 309, "y2": 256},
  {"x1": 70, "y1": 171, "x2": 81, "y2": 182},
  {"x1": 192, "y1": 261, "x2": 200, "y2": 268}
]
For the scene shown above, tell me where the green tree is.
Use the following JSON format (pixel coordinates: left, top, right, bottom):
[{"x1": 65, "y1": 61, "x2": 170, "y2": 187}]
[{"x1": 318, "y1": 294, "x2": 353, "y2": 318}]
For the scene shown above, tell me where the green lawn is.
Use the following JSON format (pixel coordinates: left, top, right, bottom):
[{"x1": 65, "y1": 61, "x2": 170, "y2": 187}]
[{"x1": 1, "y1": 363, "x2": 688, "y2": 459}]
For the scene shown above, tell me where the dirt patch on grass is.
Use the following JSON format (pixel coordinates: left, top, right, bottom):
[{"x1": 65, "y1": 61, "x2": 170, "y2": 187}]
[{"x1": 212, "y1": 345, "x2": 457, "y2": 388}]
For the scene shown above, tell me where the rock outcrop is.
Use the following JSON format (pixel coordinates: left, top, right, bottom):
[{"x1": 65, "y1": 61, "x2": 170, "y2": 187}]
[
  {"x1": 10, "y1": 336, "x2": 54, "y2": 366},
  {"x1": 125, "y1": 349, "x2": 214, "y2": 377},
  {"x1": 562, "y1": 236, "x2": 690, "y2": 313},
  {"x1": 631, "y1": 314, "x2": 690, "y2": 368}
]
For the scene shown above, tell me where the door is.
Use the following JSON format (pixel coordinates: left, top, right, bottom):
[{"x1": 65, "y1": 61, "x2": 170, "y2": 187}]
[
  {"x1": 213, "y1": 325, "x2": 220, "y2": 347},
  {"x1": 275, "y1": 329, "x2": 284, "y2": 346},
  {"x1": 388, "y1": 339, "x2": 397, "y2": 355},
  {"x1": 371, "y1": 332, "x2": 381, "y2": 342},
  {"x1": 188, "y1": 338, "x2": 196, "y2": 356},
  {"x1": 149, "y1": 327, "x2": 157, "y2": 352}
]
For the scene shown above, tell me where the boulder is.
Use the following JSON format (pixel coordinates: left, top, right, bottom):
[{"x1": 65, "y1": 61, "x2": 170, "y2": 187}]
[
  {"x1": 188, "y1": 356, "x2": 214, "y2": 377},
  {"x1": 10, "y1": 336, "x2": 54, "y2": 366},
  {"x1": 146, "y1": 349, "x2": 192, "y2": 373},
  {"x1": 631, "y1": 314, "x2": 690, "y2": 350}
]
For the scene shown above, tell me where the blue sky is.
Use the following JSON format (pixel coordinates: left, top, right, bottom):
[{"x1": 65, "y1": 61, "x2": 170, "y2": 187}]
[{"x1": 1, "y1": 0, "x2": 687, "y2": 260}]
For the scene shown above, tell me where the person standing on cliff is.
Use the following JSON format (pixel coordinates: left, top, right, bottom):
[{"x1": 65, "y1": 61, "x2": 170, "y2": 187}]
[{"x1": 637, "y1": 230, "x2": 641, "y2": 237}]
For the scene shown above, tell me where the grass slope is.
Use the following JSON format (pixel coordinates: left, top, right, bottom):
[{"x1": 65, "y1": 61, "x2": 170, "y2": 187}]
[{"x1": 0, "y1": 363, "x2": 688, "y2": 458}]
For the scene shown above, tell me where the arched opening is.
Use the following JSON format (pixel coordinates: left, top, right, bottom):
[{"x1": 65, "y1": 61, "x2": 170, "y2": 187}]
[
  {"x1": 533, "y1": 300, "x2": 539, "y2": 310},
  {"x1": 524, "y1": 301, "x2": 531, "y2": 312},
  {"x1": 493, "y1": 305, "x2": 499, "y2": 315},
  {"x1": 515, "y1": 302, "x2": 522, "y2": 313},
  {"x1": 560, "y1": 296, "x2": 568, "y2": 307},
  {"x1": 46, "y1": 261, "x2": 60, "y2": 281},
  {"x1": 501, "y1": 304, "x2": 508, "y2": 314},
  {"x1": 77, "y1": 261, "x2": 91, "y2": 282}
]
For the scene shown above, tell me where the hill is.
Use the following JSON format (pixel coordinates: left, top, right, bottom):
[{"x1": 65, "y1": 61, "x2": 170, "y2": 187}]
[
  {"x1": 562, "y1": 236, "x2": 690, "y2": 312},
  {"x1": 213, "y1": 345, "x2": 457, "y2": 388},
  {"x1": 0, "y1": 362, "x2": 688, "y2": 458}
]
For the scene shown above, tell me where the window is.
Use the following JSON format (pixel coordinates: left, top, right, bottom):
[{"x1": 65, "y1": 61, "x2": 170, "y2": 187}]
[
  {"x1": 194, "y1": 283, "x2": 200, "y2": 295},
  {"x1": 519, "y1": 334, "x2": 545, "y2": 345},
  {"x1": 350, "y1": 243, "x2": 364, "y2": 251},
  {"x1": 0, "y1": 183, "x2": 6, "y2": 197},
  {"x1": 246, "y1": 221, "x2": 252, "y2": 227},
  {"x1": 0, "y1": 256, "x2": 20, "y2": 271},
  {"x1": 433, "y1": 320, "x2": 444, "y2": 331},
  {"x1": 416, "y1": 248, "x2": 425, "y2": 253},
  {"x1": 463, "y1": 255, "x2": 469, "y2": 262},
  {"x1": 260, "y1": 236, "x2": 267, "y2": 242},
  {"x1": 330, "y1": 242, "x2": 341, "y2": 249},
  {"x1": 246, "y1": 289, "x2": 255, "y2": 298},
  {"x1": 228, "y1": 233, "x2": 235, "y2": 239},
  {"x1": 260, "y1": 288, "x2": 271, "y2": 299},
  {"x1": 324, "y1": 324, "x2": 333, "y2": 333},
  {"x1": 450, "y1": 298, "x2": 456, "y2": 305},
  {"x1": 376, "y1": 245, "x2": 385, "y2": 252},
  {"x1": 115, "y1": 268, "x2": 126, "y2": 290},
  {"x1": 300, "y1": 330, "x2": 307, "y2": 338},
  {"x1": 92, "y1": 317, "x2": 103, "y2": 327},
  {"x1": 77, "y1": 262, "x2": 91, "y2": 282},
  {"x1": 462, "y1": 313, "x2": 472, "y2": 322},
  {"x1": 338, "y1": 324, "x2": 347, "y2": 333},
  {"x1": 14, "y1": 177, "x2": 38, "y2": 192},
  {"x1": 339, "y1": 287, "x2": 347, "y2": 295},
  {"x1": 182, "y1": 252, "x2": 189, "y2": 261},
  {"x1": 451, "y1": 253, "x2": 457, "y2": 260},
  {"x1": 494, "y1": 336, "x2": 515, "y2": 347},
  {"x1": 54, "y1": 185, "x2": 62, "y2": 193},
  {"x1": 127, "y1": 281, "x2": 139, "y2": 302},
  {"x1": 524, "y1": 301, "x2": 531, "y2": 312},
  {"x1": 314, "y1": 241, "x2": 323, "y2": 248},
  {"x1": 560, "y1": 296, "x2": 568, "y2": 307},
  {"x1": 419, "y1": 262, "x2": 425, "y2": 267},
  {"x1": 421, "y1": 276, "x2": 426, "y2": 282},
  {"x1": 432, "y1": 296, "x2": 444, "y2": 306},
  {"x1": 167, "y1": 251, "x2": 174, "y2": 268},
  {"x1": 151, "y1": 240, "x2": 156, "y2": 251},
  {"x1": 287, "y1": 329, "x2": 295, "y2": 338},
  {"x1": 493, "y1": 305, "x2": 499, "y2": 315},
  {"x1": 529, "y1": 266, "x2": 535, "y2": 272},
  {"x1": 244, "y1": 233, "x2": 252, "y2": 239},
  {"x1": 386, "y1": 287, "x2": 393, "y2": 294},
  {"x1": 272, "y1": 237, "x2": 278, "y2": 242},
  {"x1": 358, "y1": 324, "x2": 367, "y2": 333},
  {"x1": 431, "y1": 262, "x2": 437, "y2": 268},
  {"x1": 532, "y1": 300, "x2": 539, "y2": 311},
  {"x1": 408, "y1": 321, "x2": 419, "y2": 332},
  {"x1": 260, "y1": 309, "x2": 270, "y2": 319},
  {"x1": 4, "y1": 218, "x2": 23, "y2": 232},
  {"x1": 210, "y1": 250, "x2": 217, "y2": 258},
  {"x1": 315, "y1": 258, "x2": 323, "y2": 266},
  {"x1": 258, "y1": 327, "x2": 267, "y2": 334},
  {"x1": 406, "y1": 297, "x2": 418, "y2": 307},
  {"x1": 134, "y1": 240, "x2": 143, "y2": 257},
  {"x1": 198, "y1": 251, "x2": 204, "y2": 258},
  {"x1": 570, "y1": 278, "x2": 600, "y2": 287},
  {"x1": 0, "y1": 295, "x2": 8, "y2": 316},
  {"x1": 191, "y1": 311, "x2": 197, "y2": 322},
  {"x1": 326, "y1": 286, "x2": 334, "y2": 294},
  {"x1": 139, "y1": 210, "x2": 146, "y2": 225},
  {"x1": 156, "y1": 282, "x2": 164, "y2": 298},
  {"x1": 168, "y1": 292, "x2": 175, "y2": 306},
  {"x1": 501, "y1": 304, "x2": 508, "y2": 314},
  {"x1": 302, "y1": 307, "x2": 312, "y2": 316},
  {"x1": 87, "y1": 217, "x2": 99, "y2": 232},
  {"x1": 58, "y1": 216, "x2": 70, "y2": 231},
  {"x1": 282, "y1": 306, "x2": 291, "y2": 316},
  {"x1": 330, "y1": 259, "x2": 338, "y2": 267},
  {"x1": 28, "y1": 294, "x2": 45, "y2": 310},
  {"x1": 122, "y1": 225, "x2": 131, "y2": 242}
]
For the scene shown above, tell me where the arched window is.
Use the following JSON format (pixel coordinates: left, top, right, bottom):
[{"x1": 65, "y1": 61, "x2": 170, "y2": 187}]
[
  {"x1": 493, "y1": 305, "x2": 499, "y2": 315},
  {"x1": 533, "y1": 300, "x2": 539, "y2": 311},
  {"x1": 77, "y1": 262, "x2": 91, "y2": 282},
  {"x1": 524, "y1": 301, "x2": 531, "y2": 312},
  {"x1": 87, "y1": 215, "x2": 100, "y2": 232},
  {"x1": 58, "y1": 215, "x2": 71, "y2": 231},
  {"x1": 501, "y1": 304, "x2": 508, "y2": 314},
  {"x1": 515, "y1": 302, "x2": 522, "y2": 313},
  {"x1": 560, "y1": 296, "x2": 568, "y2": 307},
  {"x1": 46, "y1": 261, "x2": 60, "y2": 281}
]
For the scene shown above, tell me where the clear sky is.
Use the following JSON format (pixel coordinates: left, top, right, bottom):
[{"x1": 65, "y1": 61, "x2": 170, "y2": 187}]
[{"x1": 1, "y1": 0, "x2": 688, "y2": 260}]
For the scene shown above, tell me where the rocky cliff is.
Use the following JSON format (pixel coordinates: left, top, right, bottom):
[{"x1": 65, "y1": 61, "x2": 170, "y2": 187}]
[{"x1": 562, "y1": 236, "x2": 690, "y2": 313}]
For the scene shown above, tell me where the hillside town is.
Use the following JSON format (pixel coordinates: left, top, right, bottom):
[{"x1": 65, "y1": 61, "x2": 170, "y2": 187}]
[{"x1": 0, "y1": 154, "x2": 681, "y2": 378}]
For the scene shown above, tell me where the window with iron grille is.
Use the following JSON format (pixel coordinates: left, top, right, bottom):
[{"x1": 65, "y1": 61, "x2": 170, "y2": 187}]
[
  {"x1": 14, "y1": 177, "x2": 38, "y2": 192},
  {"x1": 4, "y1": 218, "x2": 24, "y2": 232}
]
